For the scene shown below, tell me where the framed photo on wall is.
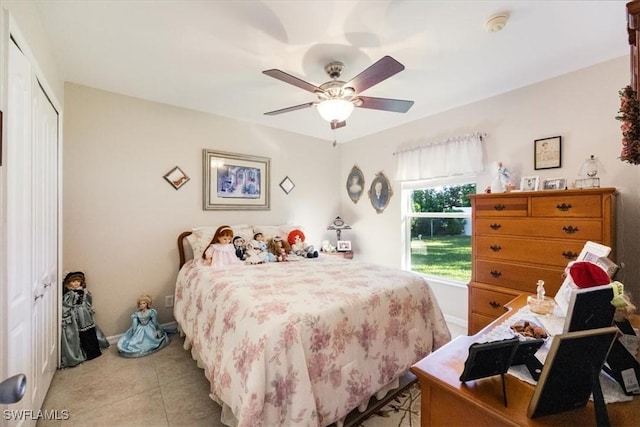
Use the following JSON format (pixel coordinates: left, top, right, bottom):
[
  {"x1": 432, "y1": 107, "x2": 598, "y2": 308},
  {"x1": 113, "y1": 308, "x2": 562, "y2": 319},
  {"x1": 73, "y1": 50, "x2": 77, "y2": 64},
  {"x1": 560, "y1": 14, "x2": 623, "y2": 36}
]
[
  {"x1": 164, "y1": 166, "x2": 190, "y2": 190},
  {"x1": 534, "y1": 136, "x2": 562, "y2": 170},
  {"x1": 368, "y1": 172, "x2": 393, "y2": 213},
  {"x1": 202, "y1": 149, "x2": 270, "y2": 210},
  {"x1": 346, "y1": 165, "x2": 365, "y2": 204}
]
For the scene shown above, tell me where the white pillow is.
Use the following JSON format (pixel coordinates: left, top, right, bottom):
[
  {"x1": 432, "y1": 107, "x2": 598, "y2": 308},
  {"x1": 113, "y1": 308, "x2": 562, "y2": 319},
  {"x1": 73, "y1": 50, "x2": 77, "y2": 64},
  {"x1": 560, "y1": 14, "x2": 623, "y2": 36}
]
[{"x1": 187, "y1": 224, "x2": 251, "y2": 259}]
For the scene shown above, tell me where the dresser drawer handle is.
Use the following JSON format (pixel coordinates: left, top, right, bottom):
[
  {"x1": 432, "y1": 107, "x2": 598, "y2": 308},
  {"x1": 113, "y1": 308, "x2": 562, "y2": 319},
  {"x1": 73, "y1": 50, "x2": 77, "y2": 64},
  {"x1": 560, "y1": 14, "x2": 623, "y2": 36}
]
[
  {"x1": 493, "y1": 204, "x2": 506, "y2": 211},
  {"x1": 490, "y1": 270, "x2": 502, "y2": 278},
  {"x1": 488, "y1": 301, "x2": 501, "y2": 309},
  {"x1": 489, "y1": 223, "x2": 502, "y2": 230},
  {"x1": 562, "y1": 225, "x2": 579, "y2": 234},
  {"x1": 562, "y1": 251, "x2": 579, "y2": 260},
  {"x1": 490, "y1": 245, "x2": 502, "y2": 252},
  {"x1": 556, "y1": 203, "x2": 572, "y2": 211}
]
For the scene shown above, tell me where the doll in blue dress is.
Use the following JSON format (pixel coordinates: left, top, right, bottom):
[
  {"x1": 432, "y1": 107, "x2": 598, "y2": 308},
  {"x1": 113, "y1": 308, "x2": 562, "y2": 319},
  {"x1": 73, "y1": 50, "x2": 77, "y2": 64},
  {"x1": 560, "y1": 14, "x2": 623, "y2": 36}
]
[{"x1": 117, "y1": 294, "x2": 169, "y2": 357}]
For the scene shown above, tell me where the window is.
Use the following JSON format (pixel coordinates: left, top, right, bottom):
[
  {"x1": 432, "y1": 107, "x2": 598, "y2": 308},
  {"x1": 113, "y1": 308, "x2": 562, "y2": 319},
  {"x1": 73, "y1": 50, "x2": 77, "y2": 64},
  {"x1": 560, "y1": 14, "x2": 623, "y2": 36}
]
[{"x1": 403, "y1": 182, "x2": 476, "y2": 283}]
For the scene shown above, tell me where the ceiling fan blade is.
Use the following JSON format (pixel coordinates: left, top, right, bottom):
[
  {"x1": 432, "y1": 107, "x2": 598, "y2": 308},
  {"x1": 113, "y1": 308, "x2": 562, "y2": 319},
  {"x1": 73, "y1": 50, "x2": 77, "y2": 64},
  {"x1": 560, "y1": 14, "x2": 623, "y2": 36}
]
[
  {"x1": 330, "y1": 120, "x2": 346, "y2": 130},
  {"x1": 263, "y1": 69, "x2": 324, "y2": 94},
  {"x1": 357, "y1": 96, "x2": 414, "y2": 113},
  {"x1": 344, "y1": 56, "x2": 405, "y2": 94},
  {"x1": 264, "y1": 102, "x2": 315, "y2": 116}
]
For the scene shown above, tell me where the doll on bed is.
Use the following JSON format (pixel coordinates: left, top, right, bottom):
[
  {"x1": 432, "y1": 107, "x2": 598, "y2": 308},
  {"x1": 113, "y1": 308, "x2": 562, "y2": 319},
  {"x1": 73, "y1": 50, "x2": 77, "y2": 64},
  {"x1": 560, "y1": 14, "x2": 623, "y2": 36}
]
[
  {"x1": 253, "y1": 232, "x2": 277, "y2": 263},
  {"x1": 288, "y1": 229, "x2": 318, "y2": 258},
  {"x1": 267, "y1": 236, "x2": 291, "y2": 262},
  {"x1": 117, "y1": 294, "x2": 169, "y2": 357},
  {"x1": 202, "y1": 225, "x2": 243, "y2": 268}
]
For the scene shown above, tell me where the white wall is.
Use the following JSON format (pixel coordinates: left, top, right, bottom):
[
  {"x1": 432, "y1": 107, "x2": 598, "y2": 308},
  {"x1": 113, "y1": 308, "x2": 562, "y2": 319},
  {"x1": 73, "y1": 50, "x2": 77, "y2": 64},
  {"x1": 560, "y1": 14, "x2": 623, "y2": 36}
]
[
  {"x1": 340, "y1": 56, "x2": 640, "y2": 320},
  {"x1": 63, "y1": 83, "x2": 341, "y2": 335}
]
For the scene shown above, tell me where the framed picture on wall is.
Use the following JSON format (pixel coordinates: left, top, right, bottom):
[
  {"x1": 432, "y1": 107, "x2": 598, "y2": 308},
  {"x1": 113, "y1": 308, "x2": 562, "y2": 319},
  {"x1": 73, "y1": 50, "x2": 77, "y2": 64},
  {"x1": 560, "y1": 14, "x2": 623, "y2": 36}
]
[
  {"x1": 163, "y1": 166, "x2": 190, "y2": 190},
  {"x1": 202, "y1": 149, "x2": 270, "y2": 210},
  {"x1": 346, "y1": 165, "x2": 365, "y2": 204},
  {"x1": 368, "y1": 172, "x2": 393, "y2": 214},
  {"x1": 534, "y1": 136, "x2": 562, "y2": 170}
]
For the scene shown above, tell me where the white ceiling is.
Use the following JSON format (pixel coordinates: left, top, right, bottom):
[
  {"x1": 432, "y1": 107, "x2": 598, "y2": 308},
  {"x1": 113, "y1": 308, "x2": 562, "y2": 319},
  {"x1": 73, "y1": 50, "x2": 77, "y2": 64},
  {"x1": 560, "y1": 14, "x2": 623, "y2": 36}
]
[{"x1": 34, "y1": 0, "x2": 629, "y2": 143}]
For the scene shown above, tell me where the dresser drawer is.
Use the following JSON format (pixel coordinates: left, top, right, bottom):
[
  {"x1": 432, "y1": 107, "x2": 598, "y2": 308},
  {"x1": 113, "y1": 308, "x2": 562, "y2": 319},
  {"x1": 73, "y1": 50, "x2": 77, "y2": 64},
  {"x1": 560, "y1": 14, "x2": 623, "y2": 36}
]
[
  {"x1": 474, "y1": 218, "x2": 603, "y2": 241},
  {"x1": 469, "y1": 286, "x2": 518, "y2": 318},
  {"x1": 473, "y1": 197, "x2": 528, "y2": 217},
  {"x1": 475, "y1": 235, "x2": 584, "y2": 267},
  {"x1": 470, "y1": 313, "x2": 497, "y2": 334},
  {"x1": 531, "y1": 194, "x2": 602, "y2": 218},
  {"x1": 474, "y1": 259, "x2": 564, "y2": 295}
]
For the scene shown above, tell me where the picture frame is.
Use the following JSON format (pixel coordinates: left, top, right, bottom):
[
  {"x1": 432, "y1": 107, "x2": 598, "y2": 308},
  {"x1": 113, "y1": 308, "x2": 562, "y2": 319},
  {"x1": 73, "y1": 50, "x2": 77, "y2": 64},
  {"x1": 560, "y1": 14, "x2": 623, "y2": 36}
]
[
  {"x1": 368, "y1": 172, "x2": 393, "y2": 213},
  {"x1": 527, "y1": 327, "x2": 618, "y2": 419},
  {"x1": 279, "y1": 176, "x2": 295, "y2": 194},
  {"x1": 534, "y1": 136, "x2": 562, "y2": 170},
  {"x1": 459, "y1": 337, "x2": 519, "y2": 382},
  {"x1": 520, "y1": 175, "x2": 540, "y2": 191},
  {"x1": 337, "y1": 240, "x2": 352, "y2": 252},
  {"x1": 202, "y1": 149, "x2": 270, "y2": 210},
  {"x1": 346, "y1": 165, "x2": 365, "y2": 204},
  {"x1": 163, "y1": 166, "x2": 190, "y2": 190},
  {"x1": 542, "y1": 177, "x2": 566, "y2": 190}
]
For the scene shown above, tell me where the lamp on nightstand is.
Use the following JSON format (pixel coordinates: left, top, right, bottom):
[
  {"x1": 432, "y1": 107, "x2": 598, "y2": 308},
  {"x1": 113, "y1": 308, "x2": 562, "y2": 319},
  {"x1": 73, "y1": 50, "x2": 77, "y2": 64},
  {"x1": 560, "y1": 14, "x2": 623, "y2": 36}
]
[{"x1": 327, "y1": 216, "x2": 351, "y2": 241}]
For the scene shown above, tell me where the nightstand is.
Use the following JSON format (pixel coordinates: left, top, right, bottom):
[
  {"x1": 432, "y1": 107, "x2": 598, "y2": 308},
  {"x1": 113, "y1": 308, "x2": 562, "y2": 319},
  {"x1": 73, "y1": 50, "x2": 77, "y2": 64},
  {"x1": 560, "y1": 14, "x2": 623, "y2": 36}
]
[{"x1": 321, "y1": 250, "x2": 353, "y2": 260}]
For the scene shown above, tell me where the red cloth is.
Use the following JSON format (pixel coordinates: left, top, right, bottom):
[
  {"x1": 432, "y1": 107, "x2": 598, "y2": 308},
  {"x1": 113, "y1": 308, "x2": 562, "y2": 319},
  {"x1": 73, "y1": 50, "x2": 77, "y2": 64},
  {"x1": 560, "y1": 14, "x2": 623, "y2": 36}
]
[{"x1": 569, "y1": 261, "x2": 610, "y2": 288}]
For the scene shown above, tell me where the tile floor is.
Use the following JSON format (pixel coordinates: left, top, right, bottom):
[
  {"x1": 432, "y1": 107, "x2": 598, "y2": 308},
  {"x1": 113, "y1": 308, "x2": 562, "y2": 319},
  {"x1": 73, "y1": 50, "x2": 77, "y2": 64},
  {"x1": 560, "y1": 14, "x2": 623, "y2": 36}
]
[{"x1": 37, "y1": 322, "x2": 466, "y2": 427}]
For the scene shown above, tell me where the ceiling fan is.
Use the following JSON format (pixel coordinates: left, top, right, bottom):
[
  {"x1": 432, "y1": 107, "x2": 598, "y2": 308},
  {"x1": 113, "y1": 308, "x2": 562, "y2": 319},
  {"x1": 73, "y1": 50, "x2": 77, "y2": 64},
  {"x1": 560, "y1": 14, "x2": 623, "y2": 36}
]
[{"x1": 262, "y1": 56, "x2": 414, "y2": 130}]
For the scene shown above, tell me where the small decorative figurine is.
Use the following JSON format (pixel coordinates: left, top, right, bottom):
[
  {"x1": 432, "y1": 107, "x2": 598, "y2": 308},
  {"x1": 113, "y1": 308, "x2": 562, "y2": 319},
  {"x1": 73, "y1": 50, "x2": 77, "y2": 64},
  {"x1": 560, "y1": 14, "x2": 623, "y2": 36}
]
[
  {"x1": 60, "y1": 271, "x2": 110, "y2": 368},
  {"x1": 527, "y1": 279, "x2": 554, "y2": 315},
  {"x1": 117, "y1": 294, "x2": 169, "y2": 357},
  {"x1": 490, "y1": 161, "x2": 510, "y2": 193}
]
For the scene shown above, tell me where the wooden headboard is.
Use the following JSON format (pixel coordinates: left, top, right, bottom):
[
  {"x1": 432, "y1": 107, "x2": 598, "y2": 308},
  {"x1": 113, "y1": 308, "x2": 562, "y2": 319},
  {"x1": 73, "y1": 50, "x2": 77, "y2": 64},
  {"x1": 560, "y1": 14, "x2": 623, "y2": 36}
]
[{"x1": 177, "y1": 231, "x2": 193, "y2": 268}]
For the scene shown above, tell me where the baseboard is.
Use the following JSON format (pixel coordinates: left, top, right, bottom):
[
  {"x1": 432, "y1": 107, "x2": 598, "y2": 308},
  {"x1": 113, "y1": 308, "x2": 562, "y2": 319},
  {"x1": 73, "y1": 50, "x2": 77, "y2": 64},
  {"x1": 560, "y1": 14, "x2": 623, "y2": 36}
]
[
  {"x1": 105, "y1": 320, "x2": 178, "y2": 345},
  {"x1": 444, "y1": 313, "x2": 467, "y2": 328}
]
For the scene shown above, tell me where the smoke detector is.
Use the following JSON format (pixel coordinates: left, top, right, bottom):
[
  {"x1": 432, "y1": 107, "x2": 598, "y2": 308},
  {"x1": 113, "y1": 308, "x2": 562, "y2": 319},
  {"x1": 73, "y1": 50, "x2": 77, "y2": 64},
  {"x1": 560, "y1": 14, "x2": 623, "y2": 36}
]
[{"x1": 485, "y1": 13, "x2": 509, "y2": 32}]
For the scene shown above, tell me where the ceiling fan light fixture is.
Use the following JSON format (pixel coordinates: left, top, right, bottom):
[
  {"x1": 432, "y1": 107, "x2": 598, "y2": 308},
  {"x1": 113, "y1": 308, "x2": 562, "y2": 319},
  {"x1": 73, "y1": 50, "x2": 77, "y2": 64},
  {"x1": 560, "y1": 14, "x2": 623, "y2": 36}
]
[
  {"x1": 317, "y1": 99, "x2": 354, "y2": 123},
  {"x1": 484, "y1": 13, "x2": 509, "y2": 32}
]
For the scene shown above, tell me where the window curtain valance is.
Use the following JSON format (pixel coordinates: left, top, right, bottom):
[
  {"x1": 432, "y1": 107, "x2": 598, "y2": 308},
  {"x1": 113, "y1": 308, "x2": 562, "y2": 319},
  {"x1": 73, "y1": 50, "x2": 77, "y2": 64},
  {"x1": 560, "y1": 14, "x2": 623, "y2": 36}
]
[{"x1": 395, "y1": 132, "x2": 486, "y2": 181}]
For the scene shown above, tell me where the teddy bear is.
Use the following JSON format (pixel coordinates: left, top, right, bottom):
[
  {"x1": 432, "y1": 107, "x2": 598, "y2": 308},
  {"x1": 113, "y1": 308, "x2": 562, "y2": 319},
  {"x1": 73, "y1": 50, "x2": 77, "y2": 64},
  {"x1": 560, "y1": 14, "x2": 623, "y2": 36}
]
[{"x1": 288, "y1": 229, "x2": 318, "y2": 258}]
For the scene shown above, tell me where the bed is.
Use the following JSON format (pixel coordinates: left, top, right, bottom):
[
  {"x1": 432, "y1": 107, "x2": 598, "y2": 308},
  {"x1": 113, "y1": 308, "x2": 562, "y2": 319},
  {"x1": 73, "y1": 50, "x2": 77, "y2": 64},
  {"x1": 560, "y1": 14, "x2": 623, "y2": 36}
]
[{"x1": 174, "y1": 226, "x2": 451, "y2": 427}]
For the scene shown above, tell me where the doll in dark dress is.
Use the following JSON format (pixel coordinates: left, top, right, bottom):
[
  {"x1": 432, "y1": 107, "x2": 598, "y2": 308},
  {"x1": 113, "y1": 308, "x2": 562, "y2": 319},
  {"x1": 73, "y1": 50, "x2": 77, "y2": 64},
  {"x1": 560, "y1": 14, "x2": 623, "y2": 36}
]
[{"x1": 60, "y1": 271, "x2": 109, "y2": 368}]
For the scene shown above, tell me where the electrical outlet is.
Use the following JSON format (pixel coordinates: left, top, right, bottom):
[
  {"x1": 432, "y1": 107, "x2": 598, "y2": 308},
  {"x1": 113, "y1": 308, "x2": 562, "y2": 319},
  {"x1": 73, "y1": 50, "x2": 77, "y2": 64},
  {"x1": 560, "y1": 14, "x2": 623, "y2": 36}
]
[{"x1": 165, "y1": 295, "x2": 174, "y2": 308}]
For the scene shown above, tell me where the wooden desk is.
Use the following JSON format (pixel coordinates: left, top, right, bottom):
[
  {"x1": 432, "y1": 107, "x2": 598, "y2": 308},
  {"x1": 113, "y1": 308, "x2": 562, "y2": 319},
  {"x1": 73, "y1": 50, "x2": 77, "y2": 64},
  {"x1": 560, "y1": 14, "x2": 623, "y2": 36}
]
[{"x1": 411, "y1": 295, "x2": 639, "y2": 426}]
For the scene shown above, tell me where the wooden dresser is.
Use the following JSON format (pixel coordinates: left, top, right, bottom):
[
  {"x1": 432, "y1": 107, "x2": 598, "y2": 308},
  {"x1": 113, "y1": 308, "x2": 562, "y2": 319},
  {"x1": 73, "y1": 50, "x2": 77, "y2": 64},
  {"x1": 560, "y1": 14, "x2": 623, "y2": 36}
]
[{"x1": 467, "y1": 187, "x2": 616, "y2": 334}]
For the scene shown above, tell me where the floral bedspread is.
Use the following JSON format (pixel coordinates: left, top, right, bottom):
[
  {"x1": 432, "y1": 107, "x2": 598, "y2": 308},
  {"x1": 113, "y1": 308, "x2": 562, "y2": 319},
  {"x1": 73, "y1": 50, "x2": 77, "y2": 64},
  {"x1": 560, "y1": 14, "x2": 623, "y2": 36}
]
[{"x1": 174, "y1": 257, "x2": 451, "y2": 427}]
